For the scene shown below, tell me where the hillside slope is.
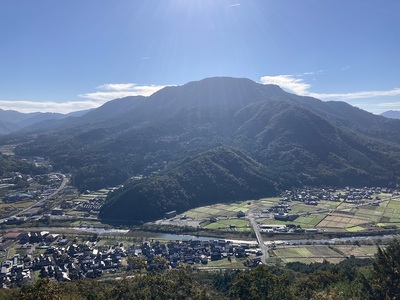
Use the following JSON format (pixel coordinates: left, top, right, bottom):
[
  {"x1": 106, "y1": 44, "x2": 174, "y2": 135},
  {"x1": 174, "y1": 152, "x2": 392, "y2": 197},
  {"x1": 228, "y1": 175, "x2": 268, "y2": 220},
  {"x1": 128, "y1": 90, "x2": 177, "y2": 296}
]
[{"x1": 100, "y1": 147, "x2": 278, "y2": 222}]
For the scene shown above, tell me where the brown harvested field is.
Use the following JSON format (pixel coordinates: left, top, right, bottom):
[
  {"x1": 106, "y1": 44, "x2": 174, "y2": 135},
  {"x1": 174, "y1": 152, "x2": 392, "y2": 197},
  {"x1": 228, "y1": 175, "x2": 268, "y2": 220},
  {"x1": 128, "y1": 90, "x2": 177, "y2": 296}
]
[
  {"x1": 317, "y1": 214, "x2": 369, "y2": 229},
  {"x1": 333, "y1": 245, "x2": 377, "y2": 258}
]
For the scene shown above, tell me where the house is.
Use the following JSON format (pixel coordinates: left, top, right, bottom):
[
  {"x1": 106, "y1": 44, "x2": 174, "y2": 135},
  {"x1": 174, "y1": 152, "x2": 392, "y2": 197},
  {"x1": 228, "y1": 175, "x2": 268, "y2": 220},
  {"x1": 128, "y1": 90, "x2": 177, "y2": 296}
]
[
  {"x1": 164, "y1": 210, "x2": 177, "y2": 219},
  {"x1": 51, "y1": 208, "x2": 63, "y2": 215},
  {"x1": 236, "y1": 211, "x2": 245, "y2": 218}
]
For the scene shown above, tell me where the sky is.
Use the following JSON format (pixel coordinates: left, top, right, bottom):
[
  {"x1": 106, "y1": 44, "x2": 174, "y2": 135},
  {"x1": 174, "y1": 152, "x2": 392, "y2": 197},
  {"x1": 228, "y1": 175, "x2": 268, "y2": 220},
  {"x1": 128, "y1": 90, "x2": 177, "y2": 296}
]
[{"x1": 0, "y1": 0, "x2": 399, "y2": 115}]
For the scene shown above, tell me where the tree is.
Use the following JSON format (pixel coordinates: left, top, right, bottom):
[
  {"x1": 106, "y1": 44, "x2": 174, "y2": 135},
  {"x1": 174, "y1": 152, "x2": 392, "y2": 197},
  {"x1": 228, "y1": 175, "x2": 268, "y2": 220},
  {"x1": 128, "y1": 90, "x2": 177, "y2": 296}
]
[
  {"x1": 127, "y1": 255, "x2": 147, "y2": 272},
  {"x1": 370, "y1": 239, "x2": 400, "y2": 299},
  {"x1": 229, "y1": 265, "x2": 294, "y2": 300}
]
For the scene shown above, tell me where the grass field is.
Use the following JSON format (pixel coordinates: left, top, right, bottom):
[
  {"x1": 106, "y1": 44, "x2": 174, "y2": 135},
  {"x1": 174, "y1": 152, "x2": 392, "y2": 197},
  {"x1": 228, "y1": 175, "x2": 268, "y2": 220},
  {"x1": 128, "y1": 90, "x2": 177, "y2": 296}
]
[
  {"x1": 203, "y1": 218, "x2": 251, "y2": 232},
  {"x1": 184, "y1": 201, "x2": 252, "y2": 221},
  {"x1": 333, "y1": 245, "x2": 377, "y2": 258},
  {"x1": 273, "y1": 246, "x2": 346, "y2": 264},
  {"x1": 205, "y1": 257, "x2": 245, "y2": 268},
  {"x1": 293, "y1": 215, "x2": 325, "y2": 228}
]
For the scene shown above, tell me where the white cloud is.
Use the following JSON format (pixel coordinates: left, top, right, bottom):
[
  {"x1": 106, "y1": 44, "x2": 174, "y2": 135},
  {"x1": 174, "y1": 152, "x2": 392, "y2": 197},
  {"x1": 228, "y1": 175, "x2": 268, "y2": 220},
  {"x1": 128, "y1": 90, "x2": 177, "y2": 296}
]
[
  {"x1": 260, "y1": 75, "x2": 310, "y2": 95},
  {"x1": 376, "y1": 101, "x2": 400, "y2": 108},
  {"x1": 0, "y1": 83, "x2": 167, "y2": 114},
  {"x1": 79, "y1": 83, "x2": 166, "y2": 102},
  {"x1": 311, "y1": 88, "x2": 400, "y2": 101},
  {"x1": 259, "y1": 74, "x2": 400, "y2": 101},
  {"x1": 0, "y1": 99, "x2": 100, "y2": 114}
]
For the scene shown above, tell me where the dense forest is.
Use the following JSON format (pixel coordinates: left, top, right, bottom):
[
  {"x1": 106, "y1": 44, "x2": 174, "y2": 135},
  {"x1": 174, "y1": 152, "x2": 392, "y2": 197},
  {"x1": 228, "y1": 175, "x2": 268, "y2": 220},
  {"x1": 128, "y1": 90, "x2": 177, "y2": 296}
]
[
  {"x1": 2, "y1": 239, "x2": 400, "y2": 299},
  {"x1": 99, "y1": 147, "x2": 279, "y2": 222}
]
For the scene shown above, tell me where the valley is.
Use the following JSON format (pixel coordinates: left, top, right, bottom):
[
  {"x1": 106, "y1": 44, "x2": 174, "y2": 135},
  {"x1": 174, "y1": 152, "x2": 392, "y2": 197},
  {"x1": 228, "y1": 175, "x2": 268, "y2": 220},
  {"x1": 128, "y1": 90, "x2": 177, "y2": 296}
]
[
  {"x1": 1, "y1": 77, "x2": 400, "y2": 291},
  {"x1": 0, "y1": 155, "x2": 398, "y2": 286}
]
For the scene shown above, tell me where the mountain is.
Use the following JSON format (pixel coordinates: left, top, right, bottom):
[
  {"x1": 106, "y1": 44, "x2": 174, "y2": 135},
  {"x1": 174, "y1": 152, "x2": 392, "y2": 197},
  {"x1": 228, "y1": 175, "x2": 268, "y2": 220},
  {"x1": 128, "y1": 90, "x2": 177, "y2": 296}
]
[
  {"x1": 100, "y1": 147, "x2": 279, "y2": 222},
  {"x1": 0, "y1": 108, "x2": 90, "y2": 135},
  {"x1": 4, "y1": 77, "x2": 400, "y2": 223},
  {"x1": 381, "y1": 110, "x2": 400, "y2": 119}
]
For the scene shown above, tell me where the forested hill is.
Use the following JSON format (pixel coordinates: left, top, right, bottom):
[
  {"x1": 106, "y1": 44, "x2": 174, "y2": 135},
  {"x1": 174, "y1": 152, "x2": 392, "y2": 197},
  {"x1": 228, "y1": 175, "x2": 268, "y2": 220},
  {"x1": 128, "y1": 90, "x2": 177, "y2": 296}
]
[
  {"x1": 99, "y1": 147, "x2": 279, "y2": 222},
  {"x1": 4, "y1": 77, "x2": 400, "y2": 222}
]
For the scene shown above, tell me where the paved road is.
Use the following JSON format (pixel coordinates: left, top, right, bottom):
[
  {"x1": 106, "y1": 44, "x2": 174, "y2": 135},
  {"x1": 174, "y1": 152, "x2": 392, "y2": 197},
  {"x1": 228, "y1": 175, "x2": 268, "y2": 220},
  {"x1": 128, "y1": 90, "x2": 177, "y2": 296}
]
[{"x1": 247, "y1": 211, "x2": 269, "y2": 264}]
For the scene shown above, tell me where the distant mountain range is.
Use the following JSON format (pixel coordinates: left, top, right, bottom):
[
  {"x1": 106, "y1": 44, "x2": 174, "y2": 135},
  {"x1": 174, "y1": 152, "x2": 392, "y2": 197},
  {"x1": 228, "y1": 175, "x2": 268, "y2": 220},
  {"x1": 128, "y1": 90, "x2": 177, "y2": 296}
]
[
  {"x1": 0, "y1": 108, "x2": 90, "y2": 135},
  {"x1": 2, "y1": 77, "x2": 400, "y2": 223},
  {"x1": 381, "y1": 110, "x2": 400, "y2": 119}
]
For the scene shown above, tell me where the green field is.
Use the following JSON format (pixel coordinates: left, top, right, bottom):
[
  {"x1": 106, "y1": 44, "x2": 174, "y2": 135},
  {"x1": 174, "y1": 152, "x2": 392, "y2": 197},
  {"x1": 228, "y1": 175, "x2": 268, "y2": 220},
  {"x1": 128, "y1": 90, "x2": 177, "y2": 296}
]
[
  {"x1": 203, "y1": 218, "x2": 251, "y2": 232},
  {"x1": 273, "y1": 246, "x2": 346, "y2": 264},
  {"x1": 184, "y1": 201, "x2": 252, "y2": 220},
  {"x1": 204, "y1": 257, "x2": 245, "y2": 268},
  {"x1": 334, "y1": 245, "x2": 377, "y2": 258}
]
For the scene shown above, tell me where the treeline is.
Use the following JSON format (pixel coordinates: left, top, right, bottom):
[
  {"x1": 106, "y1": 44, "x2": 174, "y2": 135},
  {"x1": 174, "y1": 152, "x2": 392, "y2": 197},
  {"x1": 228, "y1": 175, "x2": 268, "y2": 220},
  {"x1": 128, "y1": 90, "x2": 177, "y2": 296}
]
[{"x1": 3, "y1": 240, "x2": 400, "y2": 299}]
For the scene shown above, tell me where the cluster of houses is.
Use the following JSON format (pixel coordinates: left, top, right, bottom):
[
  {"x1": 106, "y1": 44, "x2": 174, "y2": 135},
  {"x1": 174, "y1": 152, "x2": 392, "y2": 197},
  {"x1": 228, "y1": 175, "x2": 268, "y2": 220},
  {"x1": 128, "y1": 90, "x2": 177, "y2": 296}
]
[
  {"x1": 1, "y1": 173, "x2": 63, "y2": 208},
  {"x1": 76, "y1": 198, "x2": 104, "y2": 214},
  {"x1": 0, "y1": 230, "x2": 260, "y2": 287},
  {"x1": 131, "y1": 239, "x2": 257, "y2": 270},
  {"x1": 0, "y1": 231, "x2": 125, "y2": 287},
  {"x1": 262, "y1": 204, "x2": 300, "y2": 222},
  {"x1": 281, "y1": 186, "x2": 398, "y2": 205},
  {"x1": 0, "y1": 254, "x2": 32, "y2": 287}
]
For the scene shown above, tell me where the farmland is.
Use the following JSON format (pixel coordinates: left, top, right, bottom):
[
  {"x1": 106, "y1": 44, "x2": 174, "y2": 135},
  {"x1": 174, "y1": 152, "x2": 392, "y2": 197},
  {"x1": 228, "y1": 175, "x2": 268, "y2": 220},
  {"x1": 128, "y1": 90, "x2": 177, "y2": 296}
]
[
  {"x1": 154, "y1": 187, "x2": 400, "y2": 236},
  {"x1": 271, "y1": 245, "x2": 377, "y2": 264}
]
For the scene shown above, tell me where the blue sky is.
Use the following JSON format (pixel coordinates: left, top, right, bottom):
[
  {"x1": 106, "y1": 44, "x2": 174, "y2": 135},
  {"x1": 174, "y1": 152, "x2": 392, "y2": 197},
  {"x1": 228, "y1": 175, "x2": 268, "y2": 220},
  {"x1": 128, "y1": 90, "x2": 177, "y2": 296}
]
[{"x1": 0, "y1": 0, "x2": 399, "y2": 114}]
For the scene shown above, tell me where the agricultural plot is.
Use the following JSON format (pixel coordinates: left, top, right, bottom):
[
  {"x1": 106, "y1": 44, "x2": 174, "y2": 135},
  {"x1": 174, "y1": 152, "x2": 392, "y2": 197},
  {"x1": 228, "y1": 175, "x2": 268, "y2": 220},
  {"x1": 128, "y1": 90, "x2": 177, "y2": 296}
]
[
  {"x1": 185, "y1": 206, "x2": 224, "y2": 219},
  {"x1": 314, "y1": 200, "x2": 342, "y2": 210},
  {"x1": 345, "y1": 226, "x2": 366, "y2": 232},
  {"x1": 202, "y1": 257, "x2": 245, "y2": 269},
  {"x1": 317, "y1": 214, "x2": 370, "y2": 229},
  {"x1": 333, "y1": 245, "x2": 377, "y2": 258},
  {"x1": 273, "y1": 246, "x2": 345, "y2": 264},
  {"x1": 292, "y1": 214, "x2": 325, "y2": 228},
  {"x1": 185, "y1": 201, "x2": 251, "y2": 220},
  {"x1": 203, "y1": 218, "x2": 250, "y2": 232},
  {"x1": 382, "y1": 198, "x2": 400, "y2": 223},
  {"x1": 288, "y1": 203, "x2": 317, "y2": 214}
]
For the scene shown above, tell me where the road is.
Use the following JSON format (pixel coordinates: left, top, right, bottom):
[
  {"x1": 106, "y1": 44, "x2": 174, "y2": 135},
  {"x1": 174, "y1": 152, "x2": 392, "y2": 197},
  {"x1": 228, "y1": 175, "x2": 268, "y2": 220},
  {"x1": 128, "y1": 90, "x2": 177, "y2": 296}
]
[
  {"x1": 247, "y1": 211, "x2": 269, "y2": 264},
  {"x1": 0, "y1": 173, "x2": 68, "y2": 222}
]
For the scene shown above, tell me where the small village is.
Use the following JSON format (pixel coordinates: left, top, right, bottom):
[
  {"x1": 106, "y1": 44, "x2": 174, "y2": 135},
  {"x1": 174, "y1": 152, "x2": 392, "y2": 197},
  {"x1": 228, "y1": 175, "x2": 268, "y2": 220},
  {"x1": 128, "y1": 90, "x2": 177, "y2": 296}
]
[{"x1": 0, "y1": 230, "x2": 261, "y2": 288}]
